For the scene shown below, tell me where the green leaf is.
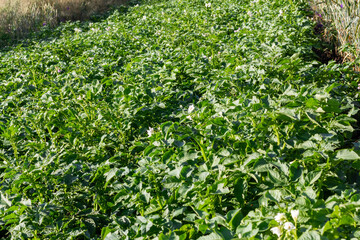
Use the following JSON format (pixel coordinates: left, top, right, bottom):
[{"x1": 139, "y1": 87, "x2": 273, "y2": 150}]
[
  {"x1": 226, "y1": 209, "x2": 243, "y2": 230},
  {"x1": 198, "y1": 224, "x2": 208, "y2": 234},
  {"x1": 339, "y1": 215, "x2": 355, "y2": 226},
  {"x1": 335, "y1": 149, "x2": 360, "y2": 160},
  {"x1": 161, "y1": 121, "x2": 174, "y2": 139},
  {"x1": 321, "y1": 221, "x2": 332, "y2": 235},
  {"x1": 305, "y1": 171, "x2": 322, "y2": 185},
  {"x1": 302, "y1": 187, "x2": 317, "y2": 202},
  {"x1": 83, "y1": 218, "x2": 96, "y2": 235},
  {"x1": 268, "y1": 169, "x2": 288, "y2": 185},
  {"x1": 214, "y1": 183, "x2": 230, "y2": 194},
  {"x1": 104, "y1": 231, "x2": 120, "y2": 240},
  {"x1": 0, "y1": 192, "x2": 12, "y2": 207},
  {"x1": 298, "y1": 231, "x2": 321, "y2": 240},
  {"x1": 276, "y1": 108, "x2": 299, "y2": 121},
  {"x1": 104, "y1": 168, "x2": 118, "y2": 188},
  {"x1": 325, "y1": 83, "x2": 341, "y2": 93},
  {"x1": 305, "y1": 112, "x2": 321, "y2": 127},
  {"x1": 197, "y1": 232, "x2": 223, "y2": 240},
  {"x1": 236, "y1": 222, "x2": 258, "y2": 238},
  {"x1": 169, "y1": 167, "x2": 182, "y2": 179},
  {"x1": 264, "y1": 189, "x2": 285, "y2": 202},
  {"x1": 144, "y1": 201, "x2": 162, "y2": 215},
  {"x1": 3, "y1": 213, "x2": 17, "y2": 221},
  {"x1": 305, "y1": 98, "x2": 319, "y2": 108},
  {"x1": 323, "y1": 99, "x2": 341, "y2": 113},
  {"x1": 177, "y1": 151, "x2": 199, "y2": 163}
]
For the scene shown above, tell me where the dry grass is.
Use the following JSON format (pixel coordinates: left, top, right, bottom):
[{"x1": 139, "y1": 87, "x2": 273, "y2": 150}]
[
  {"x1": 0, "y1": 0, "x2": 128, "y2": 42},
  {"x1": 309, "y1": 0, "x2": 360, "y2": 70}
]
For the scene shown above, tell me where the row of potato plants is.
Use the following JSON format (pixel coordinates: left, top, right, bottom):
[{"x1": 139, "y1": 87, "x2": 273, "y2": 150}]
[{"x1": 0, "y1": 0, "x2": 359, "y2": 239}]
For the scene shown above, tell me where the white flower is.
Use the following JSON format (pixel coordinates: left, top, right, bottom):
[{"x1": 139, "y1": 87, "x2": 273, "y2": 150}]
[
  {"x1": 188, "y1": 104, "x2": 195, "y2": 114},
  {"x1": 270, "y1": 227, "x2": 281, "y2": 237},
  {"x1": 247, "y1": 11, "x2": 253, "y2": 16},
  {"x1": 77, "y1": 94, "x2": 85, "y2": 100},
  {"x1": 74, "y1": 28, "x2": 81, "y2": 33},
  {"x1": 147, "y1": 127, "x2": 154, "y2": 137},
  {"x1": 316, "y1": 107, "x2": 325, "y2": 113},
  {"x1": 142, "y1": 15, "x2": 147, "y2": 20},
  {"x1": 279, "y1": 10, "x2": 283, "y2": 16},
  {"x1": 186, "y1": 115, "x2": 192, "y2": 120},
  {"x1": 284, "y1": 222, "x2": 295, "y2": 231},
  {"x1": 274, "y1": 213, "x2": 286, "y2": 224},
  {"x1": 291, "y1": 210, "x2": 299, "y2": 221},
  {"x1": 205, "y1": 2, "x2": 211, "y2": 7}
]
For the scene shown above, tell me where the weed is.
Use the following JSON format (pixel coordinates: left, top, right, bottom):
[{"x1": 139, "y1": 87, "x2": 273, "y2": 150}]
[
  {"x1": 0, "y1": 0, "x2": 128, "y2": 43},
  {"x1": 310, "y1": 0, "x2": 360, "y2": 70}
]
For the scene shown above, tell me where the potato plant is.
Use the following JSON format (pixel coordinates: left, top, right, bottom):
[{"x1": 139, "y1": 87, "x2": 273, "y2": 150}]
[{"x1": 0, "y1": 0, "x2": 359, "y2": 239}]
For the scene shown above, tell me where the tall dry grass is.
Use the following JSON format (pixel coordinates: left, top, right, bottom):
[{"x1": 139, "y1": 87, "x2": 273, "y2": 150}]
[
  {"x1": 0, "y1": 0, "x2": 128, "y2": 43},
  {"x1": 310, "y1": 0, "x2": 360, "y2": 70}
]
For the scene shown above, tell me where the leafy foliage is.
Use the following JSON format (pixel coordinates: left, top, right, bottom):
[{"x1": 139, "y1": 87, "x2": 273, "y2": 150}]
[{"x1": 0, "y1": 0, "x2": 359, "y2": 239}]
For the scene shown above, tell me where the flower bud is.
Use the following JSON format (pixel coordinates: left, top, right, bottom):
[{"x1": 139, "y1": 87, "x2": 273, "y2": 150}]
[{"x1": 291, "y1": 210, "x2": 299, "y2": 221}]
